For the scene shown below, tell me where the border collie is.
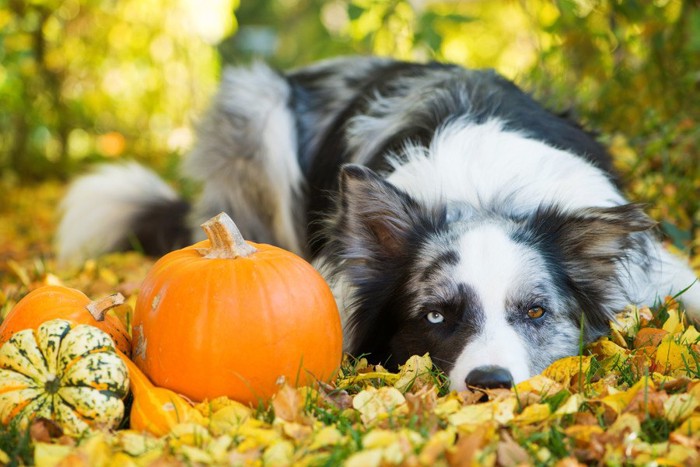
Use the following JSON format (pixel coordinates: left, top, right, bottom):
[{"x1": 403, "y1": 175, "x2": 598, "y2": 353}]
[{"x1": 58, "y1": 57, "x2": 700, "y2": 390}]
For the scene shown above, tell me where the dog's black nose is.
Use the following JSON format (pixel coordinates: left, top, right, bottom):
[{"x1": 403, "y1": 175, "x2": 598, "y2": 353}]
[{"x1": 465, "y1": 365, "x2": 513, "y2": 389}]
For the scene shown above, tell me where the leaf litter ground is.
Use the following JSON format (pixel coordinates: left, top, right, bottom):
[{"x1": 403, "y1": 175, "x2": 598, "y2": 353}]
[{"x1": 1, "y1": 182, "x2": 699, "y2": 466}]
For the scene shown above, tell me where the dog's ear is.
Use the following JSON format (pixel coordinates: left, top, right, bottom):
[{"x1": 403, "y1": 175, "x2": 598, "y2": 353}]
[
  {"x1": 529, "y1": 203, "x2": 655, "y2": 330},
  {"x1": 338, "y1": 164, "x2": 424, "y2": 258},
  {"x1": 546, "y1": 204, "x2": 654, "y2": 263}
]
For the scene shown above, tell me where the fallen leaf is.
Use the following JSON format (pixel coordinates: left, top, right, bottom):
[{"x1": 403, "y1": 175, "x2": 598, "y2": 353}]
[
  {"x1": 513, "y1": 403, "x2": 551, "y2": 425},
  {"x1": 272, "y1": 382, "x2": 307, "y2": 424},
  {"x1": 352, "y1": 386, "x2": 406, "y2": 425},
  {"x1": 418, "y1": 428, "x2": 456, "y2": 465},
  {"x1": 515, "y1": 374, "x2": 564, "y2": 397},
  {"x1": 30, "y1": 418, "x2": 64, "y2": 442},
  {"x1": 633, "y1": 327, "x2": 668, "y2": 349},
  {"x1": 542, "y1": 356, "x2": 592, "y2": 387},
  {"x1": 655, "y1": 336, "x2": 698, "y2": 375},
  {"x1": 308, "y1": 426, "x2": 344, "y2": 451},
  {"x1": 394, "y1": 353, "x2": 434, "y2": 392},
  {"x1": 448, "y1": 398, "x2": 517, "y2": 426},
  {"x1": 264, "y1": 442, "x2": 295, "y2": 467},
  {"x1": 33, "y1": 443, "x2": 73, "y2": 467},
  {"x1": 663, "y1": 393, "x2": 699, "y2": 424},
  {"x1": 345, "y1": 448, "x2": 383, "y2": 467},
  {"x1": 445, "y1": 426, "x2": 489, "y2": 467},
  {"x1": 497, "y1": 431, "x2": 531, "y2": 465},
  {"x1": 317, "y1": 380, "x2": 353, "y2": 410},
  {"x1": 601, "y1": 377, "x2": 655, "y2": 414}
]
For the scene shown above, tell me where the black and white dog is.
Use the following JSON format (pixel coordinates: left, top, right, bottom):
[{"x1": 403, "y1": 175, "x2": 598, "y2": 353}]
[{"x1": 58, "y1": 57, "x2": 700, "y2": 389}]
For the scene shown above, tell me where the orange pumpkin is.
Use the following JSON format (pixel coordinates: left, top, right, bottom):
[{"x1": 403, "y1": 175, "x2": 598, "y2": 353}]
[
  {"x1": 132, "y1": 212, "x2": 343, "y2": 404},
  {"x1": 0, "y1": 285, "x2": 131, "y2": 356},
  {"x1": 116, "y1": 350, "x2": 201, "y2": 436}
]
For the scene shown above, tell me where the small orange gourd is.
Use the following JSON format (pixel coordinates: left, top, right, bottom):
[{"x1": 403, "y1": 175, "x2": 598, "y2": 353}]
[
  {"x1": 116, "y1": 350, "x2": 200, "y2": 436},
  {"x1": 132, "y1": 212, "x2": 343, "y2": 404},
  {"x1": 0, "y1": 285, "x2": 131, "y2": 356}
]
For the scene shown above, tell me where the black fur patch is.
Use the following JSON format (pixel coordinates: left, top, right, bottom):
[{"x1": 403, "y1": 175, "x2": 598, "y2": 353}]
[
  {"x1": 514, "y1": 203, "x2": 655, "y2": 339},
  {"x1": 128, "y1": 199, "x2": 192, "y2": 256}
]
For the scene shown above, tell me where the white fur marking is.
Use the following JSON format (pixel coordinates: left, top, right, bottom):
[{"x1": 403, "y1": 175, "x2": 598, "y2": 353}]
[
  {"x1": 448, "y1": 224, "x2": 538, "y2": 389},
  {"x1": 56, "y1": 163, "x2": 178, "y2": 263},
  {"x1": 387, "y1": 119, "x2": 625, "y2": 215}
]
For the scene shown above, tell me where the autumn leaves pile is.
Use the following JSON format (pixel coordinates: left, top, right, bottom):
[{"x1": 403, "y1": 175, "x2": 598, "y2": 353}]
[
  {"x1": 0, "y1": 210, "x2": 699, "y2": 465},
  {"x1": 1, "y1": 298, "x2": 699, "y2": 465}
]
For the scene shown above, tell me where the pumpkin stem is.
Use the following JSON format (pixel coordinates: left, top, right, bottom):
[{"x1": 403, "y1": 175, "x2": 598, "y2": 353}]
[
  {"x1": 86, "y1": 293, "x2": 126, "y2": 321},
  {"x1": 199, "y1": 212, "x2": 257, "y2": 259}
]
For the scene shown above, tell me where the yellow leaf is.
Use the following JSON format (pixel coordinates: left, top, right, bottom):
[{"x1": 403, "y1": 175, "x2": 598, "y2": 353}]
[
  {"x1": 104, "y1": 452, "x2": 138, "y2": 467},
  {"x1": 434, "y1": 394, "x2": 463, "y2": 417},
  {"x1": 362, "y1": 429, "x2": 402, "y2": 449},
  {"x1": 656, "y1": 336, "x2": 698, "y2": 374},
  {"x1": 679, "y1": 325, "x2": 700, "y2": 344},
  {"x1": 663, "y1": 393, "x2": 699, "y2": 424},
  {"x1": 564, "y1": 424, "x2": 604, "y2": 443},
  {"x1": 195, "y1": 396, "x2": 251, "y2": 418},
  {"x1": 601, "y1": 377, "x2": 654, "y2": 414},
  {"x1": 418, "y1": 429, "x2": 456, "y2": 465},
  {"x1": 168, "y1": 423, "x2": 211, "y2": 448},
  {"x1": 607, "y1": 412, "x2": 641, "y2": 436},
  {"x1": 115, "y1": 430, "x2": 164, "y2": 457},
  {"x1": 662, "y1": 444, "x2": 699, "y2": 466},
  {"x1": 280, "y1": 421, "x2": 312, "y2": 441},
  {"x1": 309, "y1": 426, "x2": 344, "y2": 451},
  {"x1": 0, "y1": 449, "x2": 9, "y2": 465},
  {"x1": 339, "y1": 371, "x2": 399, "y2": 387},
  {"x1": 178, "y1": 445, "x2": 212, "y2": 464},
  {"x1": 541, "y1": 355, "x2": 591, "y2": 384},
  {"x1": 611, "y1": 306, "x2": 645, "y2": 339},
  {"x1": 448, "y1": 397, "x2": 517, "y2": 426},
  {"x1": 76, "y1": 433, "x2": 111, "y2": 466},
  {"x1": 515, "y1": 375, "x2": 563, "y2": 396},
  {"x1": 674, "y1": 414, "x2": 700, "y2": 436},
  {"x1": 210, "y1": 403, "x2": 252, "y2": 435},
  {"x1": 33, "y1": 443, "x2": 72, "y2": 467},
  {"x1": 236, "y1": 420, "x2": 283, "y2": 452},
  {"x1": 591, "y1": 338, "x2": 629, "y2": 360},
  {"x1": 553, "y1": 393, "x2": 584, "y2": 417},
  {"x1": 394, "y1": 353, "x2": 433, "y2": 392},
  {"x1": 345, "y1": 448, "x2": 383, "y2": 467},
  {"x1": 352, "y1": 387, "x2": 406, "y2": 425},
  {"x1": 662, "y1": 309, "x2": 684, "y2": 334},
  {"x1": 263, "y1": 440, "x2": 294, "y2": 467},
  {"x1": 513, "y1": 403, "x2": 551, "y2": 424},
  {"x1": 207, "y1": 435, "x2": 233, "y2": 464}
]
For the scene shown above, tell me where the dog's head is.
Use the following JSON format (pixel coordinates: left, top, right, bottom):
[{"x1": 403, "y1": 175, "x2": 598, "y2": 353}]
[{"x1": 327, "y1": 164, "x2": 654, "y2": 390}]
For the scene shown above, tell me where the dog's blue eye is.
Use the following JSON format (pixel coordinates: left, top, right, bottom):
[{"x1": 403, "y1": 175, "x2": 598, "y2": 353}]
[{"x1": 426, "y1": 311, "x2": 444, "y2": 324}]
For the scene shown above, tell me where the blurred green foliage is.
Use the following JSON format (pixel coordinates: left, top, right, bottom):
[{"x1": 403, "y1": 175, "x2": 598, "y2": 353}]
[{"x1": 0, "y1": 0, "x2": 698, "y2": 251}]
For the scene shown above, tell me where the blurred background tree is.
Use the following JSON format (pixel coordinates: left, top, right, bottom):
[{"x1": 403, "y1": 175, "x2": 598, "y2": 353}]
[{"x1": 0, "y1": 0, "x2": 698, "y2": 252}]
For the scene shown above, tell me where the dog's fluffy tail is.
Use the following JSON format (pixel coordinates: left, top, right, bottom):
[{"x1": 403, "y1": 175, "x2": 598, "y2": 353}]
[{"x1": 56, "y1": 162, "x2": 191, "y2": 264}]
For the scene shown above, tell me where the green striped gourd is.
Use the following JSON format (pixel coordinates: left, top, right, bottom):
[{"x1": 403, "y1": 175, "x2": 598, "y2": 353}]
[{"x1": 0, "y1": 319, "x2": 129, "y2": 435}]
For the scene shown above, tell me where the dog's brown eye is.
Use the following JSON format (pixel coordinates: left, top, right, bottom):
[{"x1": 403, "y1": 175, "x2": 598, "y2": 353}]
[{"x1": 527, "y1": 306, "x2": 545, "y2": 319}]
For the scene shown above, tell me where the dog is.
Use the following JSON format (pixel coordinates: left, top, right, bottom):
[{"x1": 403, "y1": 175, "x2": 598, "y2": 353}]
[{"x1": 58, "y1": 56, "x2": 700, "y2": 390}]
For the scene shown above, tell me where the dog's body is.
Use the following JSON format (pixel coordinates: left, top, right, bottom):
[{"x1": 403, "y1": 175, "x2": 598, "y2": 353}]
[{"x1": 59, "y1": 57, "x2": 700, "y2": 389}]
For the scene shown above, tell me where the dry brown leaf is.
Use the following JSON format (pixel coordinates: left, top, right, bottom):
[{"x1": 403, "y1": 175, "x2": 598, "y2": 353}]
[
  {"x1": 317, "y1": 380, "x2": 354, "y2": 410},
  {"x1": 633, "y1": 327, "x2": 668, "y2": 349},
  {"x1": 30, "y1": 418, "x2": 64, "y2": 442},
  {"x1": 497, "y1": 431, "x2": 531, "y2": 466},
  {"x1": 272, "y1": 382, "x2": 311, "y2": 425},
  {"x1": 445, "y1": 426, "x2": 489, "y2": 467}
]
